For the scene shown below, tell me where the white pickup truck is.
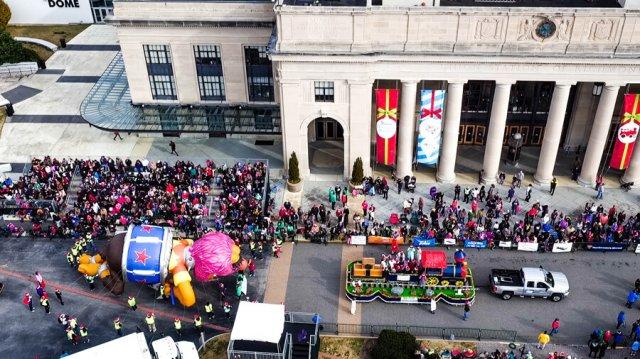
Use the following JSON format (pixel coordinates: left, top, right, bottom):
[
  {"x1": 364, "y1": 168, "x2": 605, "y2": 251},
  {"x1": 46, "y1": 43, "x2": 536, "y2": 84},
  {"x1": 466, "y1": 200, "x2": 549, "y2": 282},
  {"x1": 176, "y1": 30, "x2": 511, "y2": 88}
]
[{"x1": 490, "y1": 267, "x2": 570, "y2": 302}]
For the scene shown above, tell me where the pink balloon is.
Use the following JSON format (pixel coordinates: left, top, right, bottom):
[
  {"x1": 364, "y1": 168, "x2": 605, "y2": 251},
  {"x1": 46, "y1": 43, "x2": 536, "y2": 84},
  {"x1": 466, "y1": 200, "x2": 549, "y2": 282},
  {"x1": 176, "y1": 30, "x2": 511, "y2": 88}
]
[{"x1": 190, "y1": 231, "x2": 236, "y2": 281}]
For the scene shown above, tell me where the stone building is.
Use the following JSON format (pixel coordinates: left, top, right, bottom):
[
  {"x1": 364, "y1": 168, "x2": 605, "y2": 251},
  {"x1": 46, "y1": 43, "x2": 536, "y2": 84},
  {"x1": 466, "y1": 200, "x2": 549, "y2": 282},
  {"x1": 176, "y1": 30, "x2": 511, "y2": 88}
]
[{"x1": 91, "y1": 0, "x2": 640, "y2": 185}]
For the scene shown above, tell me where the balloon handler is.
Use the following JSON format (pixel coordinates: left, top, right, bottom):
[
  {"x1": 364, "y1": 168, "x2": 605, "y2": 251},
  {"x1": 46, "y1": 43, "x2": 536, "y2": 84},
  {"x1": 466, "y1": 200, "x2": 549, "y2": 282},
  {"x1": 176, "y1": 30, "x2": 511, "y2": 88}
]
[{"x1": 76, "y1": 225, "x2": 246, "y2": 307}]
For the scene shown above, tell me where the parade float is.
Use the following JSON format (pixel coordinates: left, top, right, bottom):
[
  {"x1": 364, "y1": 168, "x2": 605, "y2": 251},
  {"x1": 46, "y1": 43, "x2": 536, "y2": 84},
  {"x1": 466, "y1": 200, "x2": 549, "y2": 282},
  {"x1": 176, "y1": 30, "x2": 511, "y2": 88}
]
[
  {"x1": 77, "y1": 225, "x2": 246, "y2": 307},
  {"x1": 345, "y1": 249, "x2": 475, "y2": 305}
]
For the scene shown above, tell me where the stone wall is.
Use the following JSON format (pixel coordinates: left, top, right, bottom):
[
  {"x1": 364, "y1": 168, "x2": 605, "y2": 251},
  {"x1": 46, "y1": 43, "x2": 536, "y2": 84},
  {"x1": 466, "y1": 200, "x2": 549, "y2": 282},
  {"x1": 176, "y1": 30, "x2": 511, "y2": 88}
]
[{"x1": 275, "y1": 6, "x2": 640, "y2": 57}]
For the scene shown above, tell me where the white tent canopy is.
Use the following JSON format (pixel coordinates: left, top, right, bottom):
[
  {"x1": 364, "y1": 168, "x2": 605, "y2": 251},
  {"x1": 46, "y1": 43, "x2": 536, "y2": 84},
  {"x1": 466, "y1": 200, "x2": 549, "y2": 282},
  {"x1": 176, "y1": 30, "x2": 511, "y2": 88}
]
[{"x1": 230, "y1": 301, "x2": 285, "y2": 344}]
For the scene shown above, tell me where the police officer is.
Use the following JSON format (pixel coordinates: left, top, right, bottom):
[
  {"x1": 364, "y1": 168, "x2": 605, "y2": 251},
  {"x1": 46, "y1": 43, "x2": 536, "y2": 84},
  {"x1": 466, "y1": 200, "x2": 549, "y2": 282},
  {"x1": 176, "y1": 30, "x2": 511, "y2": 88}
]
[
  {"x1": 66, "y1": 252, "x2": 75, "y2": 267},
  {"x1": 145, "y1": 313, "x2": 156, "y2": 333},
  {"x1": 194, "y1": 314, "x2": 203, "y2": 334},
  {"x1": 127, "y1": 296, "x2": 137, "y2": 311},
  {"x1": 66, "y1": 328, "x2": 77, "y2": 345},
  {"x1": 40, "y1": 295, "x2": 50, "y2": 314},
  {"x1": 68, "y1": 317, "x2": 78, "y2": 334},
  {"x1": 70, "y1": 246, "x2": 79, "y2": 265},
  {"x1": 79, "y1": 325, "x2": 89, "y2": 343},
  {"x1": 224, "y1": 302, "x2": 232, "y2": 321},
  {"x1": 204, "y1": 301, "x2": 214, "y2": 320},
  {"x1": 174, "y1": 318, "x2": 182, "y2": 337},
  {"x1": 114, "y1": 317, "x2": 123, "y2": 336},
  {"x1": 85, "y1": 274, "x2": 95, "y2": 290}
]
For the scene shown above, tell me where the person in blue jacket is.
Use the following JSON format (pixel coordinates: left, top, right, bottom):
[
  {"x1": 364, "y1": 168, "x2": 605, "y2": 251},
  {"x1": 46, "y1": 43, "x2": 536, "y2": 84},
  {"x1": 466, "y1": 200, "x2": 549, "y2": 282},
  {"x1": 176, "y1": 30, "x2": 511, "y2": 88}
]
[
  {"x1": 627, "y1": 290, "x2": 638, "y2": 309},
  {"x1": 618, "y1": 311, "x2": 627, "y2": 329}
]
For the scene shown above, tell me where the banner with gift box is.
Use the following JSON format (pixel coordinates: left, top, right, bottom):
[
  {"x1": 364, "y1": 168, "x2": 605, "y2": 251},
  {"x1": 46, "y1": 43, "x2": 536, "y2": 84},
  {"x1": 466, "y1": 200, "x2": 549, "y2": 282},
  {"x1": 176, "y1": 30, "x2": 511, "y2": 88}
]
[
  {"x1": 416, "y1": 90, "x2": 445, "y2": 165},
  {"x1": 610, "y1": 94, "x2": 640, "y2": 170},
  {"x1": 375, "y1": 89, "x2": 399, "y2": 166}
]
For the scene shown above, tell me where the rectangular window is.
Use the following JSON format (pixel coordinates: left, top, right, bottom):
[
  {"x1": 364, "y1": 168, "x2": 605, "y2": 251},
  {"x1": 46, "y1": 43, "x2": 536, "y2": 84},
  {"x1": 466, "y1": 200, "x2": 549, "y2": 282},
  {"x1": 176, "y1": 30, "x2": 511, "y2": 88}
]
[
  {"x1": 314, "y1": 81, "x2": 334, "y2": 102},
  {"x1": 244, "y1": 46, "x2": 274, "y2": 102},
  {"x1": 143, "y1": 45, "x2": 176, "y2": 100},
  {"x1": 194, "y1": 45, "x2": 225, "y2": 101}
]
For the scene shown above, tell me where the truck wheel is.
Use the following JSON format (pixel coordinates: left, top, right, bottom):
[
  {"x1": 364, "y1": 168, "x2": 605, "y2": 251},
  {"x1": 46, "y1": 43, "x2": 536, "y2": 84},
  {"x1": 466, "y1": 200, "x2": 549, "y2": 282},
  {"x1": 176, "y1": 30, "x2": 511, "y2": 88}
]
[
  {"x1": 550, "y1": 294, "x2": 563, "y2": 302},
  {"x1": 501, "y1": 292, "x2": 513, "y2": 300}
]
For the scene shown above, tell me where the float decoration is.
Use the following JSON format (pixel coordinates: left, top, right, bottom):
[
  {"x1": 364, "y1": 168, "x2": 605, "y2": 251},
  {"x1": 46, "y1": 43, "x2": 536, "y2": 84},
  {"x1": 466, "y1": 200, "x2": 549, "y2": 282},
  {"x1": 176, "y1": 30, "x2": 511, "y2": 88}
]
[
  {"x1": 78, "y1": 225, "x2": 244, "y2": 307},
  {"x1": 345, "y1": 249, "x2": 475, "y2": 305}
]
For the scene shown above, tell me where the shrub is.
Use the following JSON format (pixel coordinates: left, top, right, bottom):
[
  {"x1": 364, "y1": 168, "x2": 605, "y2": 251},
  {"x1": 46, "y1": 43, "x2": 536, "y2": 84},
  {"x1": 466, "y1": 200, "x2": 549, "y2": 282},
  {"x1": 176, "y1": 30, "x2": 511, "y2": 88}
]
[
  {"x1": 351, "y1": 157, "x2": 364, "y2": 185},
  {"x1": 371, "y1": 330, "x2": 418, "y2": 359},
  {"x1": 288, "y1": 152, "x2": 301, "y2": 184},
  {"x1": 0, "y1": 30, "x2": 39, "y2": 65},
  {"x1": 0, "y1": 0, "x2": 10, "y2": 28}
]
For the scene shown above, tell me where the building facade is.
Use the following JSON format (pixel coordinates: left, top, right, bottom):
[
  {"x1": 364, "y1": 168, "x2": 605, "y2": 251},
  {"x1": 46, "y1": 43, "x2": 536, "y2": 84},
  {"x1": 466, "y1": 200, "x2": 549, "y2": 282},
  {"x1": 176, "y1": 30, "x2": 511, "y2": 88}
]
[
  {"x1": 5, "y1": 0, "x2": 113, "y2": 24},
  {"x1": 105, "y1": 0, "x2": 640, "y2": 186}
]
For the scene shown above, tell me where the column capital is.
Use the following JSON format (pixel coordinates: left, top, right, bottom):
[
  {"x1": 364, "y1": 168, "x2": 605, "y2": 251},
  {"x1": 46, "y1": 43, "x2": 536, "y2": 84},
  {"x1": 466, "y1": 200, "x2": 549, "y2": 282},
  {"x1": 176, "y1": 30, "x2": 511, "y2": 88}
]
[
  {"x1": 495, "y1": 80, "x2": 517, "y2": 86},
  {"x1": 399, "y1": 79, "x2": 420, "y2": 85},
  {"x1": 447, "y1": 79, "x2": 468, "y2": 85},
  {"x1": 347, "y1": 78, "x2": 374, "y2": 86},
  {"x1": 554, "y1": 81, "x2": 576, "y2": 87},
  {"x1": 604, "y1": 82, "x2": 626, "y2": 88}
]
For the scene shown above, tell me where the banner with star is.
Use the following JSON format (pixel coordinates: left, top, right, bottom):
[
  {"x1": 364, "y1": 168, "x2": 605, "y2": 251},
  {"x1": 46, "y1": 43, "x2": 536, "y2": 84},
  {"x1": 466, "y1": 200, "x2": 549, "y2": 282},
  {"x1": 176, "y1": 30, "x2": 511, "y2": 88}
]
[
  {"x1": 416, "y1": 89, "x2": 446, "y2": 165},
  {"x1": 375, "y1": 88, "x2": 399, "y2": 165},
  {"x1": 609, "y1": 94, "x2": 640, "y2": 170}
]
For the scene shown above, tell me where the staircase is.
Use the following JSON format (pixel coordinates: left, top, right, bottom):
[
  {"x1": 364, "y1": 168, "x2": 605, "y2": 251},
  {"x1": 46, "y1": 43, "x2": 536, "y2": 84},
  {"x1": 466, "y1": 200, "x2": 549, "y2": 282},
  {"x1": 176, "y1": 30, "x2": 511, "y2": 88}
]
[
  {"x1": 291, "y1": 343, "x2": 309, "y2": 359},
  {"x1": 64, "y1": 175, "x2": 82, "y2": 210},
  {"x1": 201, "y1": 186, "x2": 223, "y2": 228}
]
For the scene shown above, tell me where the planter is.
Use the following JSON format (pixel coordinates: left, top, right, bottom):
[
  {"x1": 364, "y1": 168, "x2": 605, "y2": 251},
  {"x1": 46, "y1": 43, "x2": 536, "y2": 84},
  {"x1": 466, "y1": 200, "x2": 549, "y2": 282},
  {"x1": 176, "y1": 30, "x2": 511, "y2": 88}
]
[
  {"x1": 287, "y1": 179, "x2": 303, "y2": 193},
  {"x1": 348, "y1": 181, "x2": 363, "y2": 192}
]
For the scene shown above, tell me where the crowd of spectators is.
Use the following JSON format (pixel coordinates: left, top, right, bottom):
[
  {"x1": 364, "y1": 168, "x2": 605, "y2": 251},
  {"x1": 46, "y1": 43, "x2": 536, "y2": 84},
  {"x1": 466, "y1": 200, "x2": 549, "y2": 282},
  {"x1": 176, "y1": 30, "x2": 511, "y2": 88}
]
[
  {"x1": 275, "y1": 179, "x2": 640, "y2": 252},
  {"x1": 0, "y1": 157, "x2": 271, "y2": 242}
]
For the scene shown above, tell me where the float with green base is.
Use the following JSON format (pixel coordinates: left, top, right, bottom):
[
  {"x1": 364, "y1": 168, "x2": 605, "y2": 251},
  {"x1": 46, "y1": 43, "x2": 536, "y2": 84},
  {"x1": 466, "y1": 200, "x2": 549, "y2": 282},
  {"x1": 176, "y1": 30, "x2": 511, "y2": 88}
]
[{"x1": 345, "y1": 249, "x2": 475, "y2": 305}]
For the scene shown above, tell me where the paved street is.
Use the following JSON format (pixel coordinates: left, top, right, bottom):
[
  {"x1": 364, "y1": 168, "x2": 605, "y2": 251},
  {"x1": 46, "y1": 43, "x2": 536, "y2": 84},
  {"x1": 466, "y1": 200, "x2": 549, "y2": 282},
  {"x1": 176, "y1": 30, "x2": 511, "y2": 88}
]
[
  {"x1": 285, "y1": 242, "x2": 640, "y2": 345},
  {"x1": 0, "y1": 237, "x2": 270, "y2": 358}
]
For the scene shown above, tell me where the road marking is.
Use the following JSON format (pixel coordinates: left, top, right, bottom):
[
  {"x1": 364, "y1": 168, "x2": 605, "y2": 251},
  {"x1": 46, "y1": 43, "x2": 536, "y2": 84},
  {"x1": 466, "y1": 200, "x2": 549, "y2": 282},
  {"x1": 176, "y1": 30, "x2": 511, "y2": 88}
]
[{"x1": 0, "y1": 267, "x2": 230, "y2": 332}]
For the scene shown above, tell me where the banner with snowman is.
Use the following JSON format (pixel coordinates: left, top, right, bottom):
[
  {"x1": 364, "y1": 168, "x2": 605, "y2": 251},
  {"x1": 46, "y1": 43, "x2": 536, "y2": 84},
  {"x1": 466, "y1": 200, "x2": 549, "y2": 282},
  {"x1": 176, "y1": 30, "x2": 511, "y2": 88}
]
[
  {"x1": 609, "y1": 94, "x2": 640, "y2": 170},
  {"x1": 416, "y1": 89, "x2": 446, "y2": 165}
]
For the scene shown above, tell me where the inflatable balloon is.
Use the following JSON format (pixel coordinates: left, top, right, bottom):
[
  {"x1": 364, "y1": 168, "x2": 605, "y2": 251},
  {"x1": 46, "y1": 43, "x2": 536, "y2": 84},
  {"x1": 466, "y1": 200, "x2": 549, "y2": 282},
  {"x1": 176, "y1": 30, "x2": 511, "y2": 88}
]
[{"x1": 77, "y1": 225, "x2": 243, "y2": 307}]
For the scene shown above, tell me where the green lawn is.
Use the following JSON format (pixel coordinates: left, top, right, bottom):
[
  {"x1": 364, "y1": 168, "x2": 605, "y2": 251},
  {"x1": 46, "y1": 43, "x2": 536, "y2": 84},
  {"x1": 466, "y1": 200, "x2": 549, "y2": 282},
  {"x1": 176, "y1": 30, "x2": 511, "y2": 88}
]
[
  {"x1": 6, "y1": 24, "x2": 90, "y2": 61},
  {"x1": 0, "y1": 108, "x2": 6, "y2": 136}
]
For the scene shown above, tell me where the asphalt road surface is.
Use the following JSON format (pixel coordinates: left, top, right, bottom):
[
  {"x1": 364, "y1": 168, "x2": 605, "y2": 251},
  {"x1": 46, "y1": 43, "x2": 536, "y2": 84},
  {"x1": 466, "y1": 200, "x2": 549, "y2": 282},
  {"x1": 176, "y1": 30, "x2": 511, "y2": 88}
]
[
  {"x1": 286, "y1": 243, "x2": 640, "y2": 345},
  {"x1": 0, "y1": 236, "x2": 269, "y2": 359}
]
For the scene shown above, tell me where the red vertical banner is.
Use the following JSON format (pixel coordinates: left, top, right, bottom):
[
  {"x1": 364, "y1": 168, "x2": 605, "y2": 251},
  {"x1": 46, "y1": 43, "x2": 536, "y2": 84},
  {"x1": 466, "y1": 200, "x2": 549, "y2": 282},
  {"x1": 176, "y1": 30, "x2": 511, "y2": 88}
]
[
  {"x1": 610, "y1": 94, "x2": 640, "y2": 170},
  {"x1": 375, "y1": 89, "x2": 399, "y2": 165}
]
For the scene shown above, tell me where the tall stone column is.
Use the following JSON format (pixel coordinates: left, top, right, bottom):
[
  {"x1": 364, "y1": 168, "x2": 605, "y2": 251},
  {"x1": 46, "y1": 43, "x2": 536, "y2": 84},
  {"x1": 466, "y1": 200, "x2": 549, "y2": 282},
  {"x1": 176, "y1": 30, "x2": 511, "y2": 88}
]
[
  {"x1": 437, "y1": 80, "x2": 466, "y2": 183},
  {"x1": 621, "y1": 140, "x2": 640, "y2": 184},
  {"x1": 348, "y1": 79, "x2": 373, "y2": 179},
  {"x1": 534, "y1": 82, "x2": 574, "y2": 184},
  {"x1": 578, "y1": 84, "x2": 622, "y2": 186},
  {"x1": 482, "y1": 81, "x2": 513, "y2": 184},
  {"x1": 396, "y1": 80, "x2": 419, "y2": 178}
]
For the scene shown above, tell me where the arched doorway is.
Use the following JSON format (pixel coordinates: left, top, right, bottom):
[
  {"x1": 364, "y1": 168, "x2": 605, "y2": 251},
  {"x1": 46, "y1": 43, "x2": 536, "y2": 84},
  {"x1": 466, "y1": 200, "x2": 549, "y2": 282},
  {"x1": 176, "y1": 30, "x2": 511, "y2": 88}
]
[{"x1": 307, "y1": 117, "x2": 345, "y2": 175}]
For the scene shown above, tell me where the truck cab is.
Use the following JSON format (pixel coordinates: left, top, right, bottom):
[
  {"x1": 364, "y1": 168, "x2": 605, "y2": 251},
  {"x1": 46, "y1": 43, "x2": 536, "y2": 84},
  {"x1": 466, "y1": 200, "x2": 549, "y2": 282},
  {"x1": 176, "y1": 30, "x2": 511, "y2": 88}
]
[
  {"x1": 151, "y1": 336, "x2": 199, "y2": 359},
  {"x1": 490, "y1": 267, "x2": 569, "y2": 302}
]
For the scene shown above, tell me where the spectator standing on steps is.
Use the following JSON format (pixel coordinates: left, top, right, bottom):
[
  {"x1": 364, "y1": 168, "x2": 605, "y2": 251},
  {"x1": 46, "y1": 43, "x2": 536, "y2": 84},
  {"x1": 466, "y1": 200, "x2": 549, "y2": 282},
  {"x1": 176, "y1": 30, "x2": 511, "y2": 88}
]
[
  {"x1": 525, "y1": 184, "x2": 532, "y2": 202},
  {"x1": 169, "y1": 141, "x2": 179, "y2": 156},
  {"x1": 550, "y1": 177, "x2": 558, "y2": 195}
]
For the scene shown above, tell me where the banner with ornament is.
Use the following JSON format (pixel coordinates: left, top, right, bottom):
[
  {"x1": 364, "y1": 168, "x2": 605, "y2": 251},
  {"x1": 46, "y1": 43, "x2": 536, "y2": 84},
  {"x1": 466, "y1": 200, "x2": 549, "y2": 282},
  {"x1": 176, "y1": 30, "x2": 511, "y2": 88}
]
[
  {"x1": 416, "y1": 90, "x2": 446, "y2": 165},
  {"x1": 375, "y1": 89, "x2": 399, "y2": 166},
  {"x1": 610, "y1": 94, "x2": 640, "y2": 170}
]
